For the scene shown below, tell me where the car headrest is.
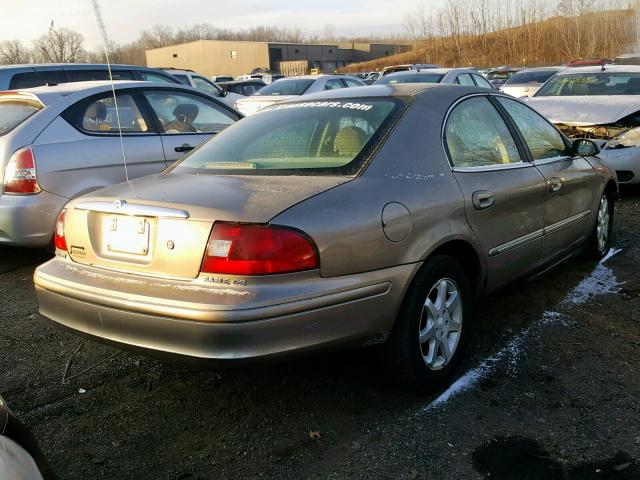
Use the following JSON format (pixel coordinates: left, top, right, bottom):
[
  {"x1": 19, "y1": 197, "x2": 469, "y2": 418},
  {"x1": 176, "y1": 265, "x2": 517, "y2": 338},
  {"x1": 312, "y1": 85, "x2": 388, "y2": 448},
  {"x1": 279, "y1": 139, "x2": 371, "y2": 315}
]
[{"x1": 333, "y1": 126, "x2": 368, "y2": 157}]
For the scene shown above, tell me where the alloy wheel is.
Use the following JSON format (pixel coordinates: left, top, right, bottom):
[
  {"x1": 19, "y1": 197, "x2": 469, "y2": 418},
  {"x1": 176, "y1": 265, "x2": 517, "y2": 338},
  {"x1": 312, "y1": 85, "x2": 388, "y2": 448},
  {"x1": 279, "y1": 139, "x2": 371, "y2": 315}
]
[
  {"x1": 596, "y1": 195, "x2": 610, "y2": 253},
  {"x1": 419, "y1": 278, "x2": 463, "y2": 370}
]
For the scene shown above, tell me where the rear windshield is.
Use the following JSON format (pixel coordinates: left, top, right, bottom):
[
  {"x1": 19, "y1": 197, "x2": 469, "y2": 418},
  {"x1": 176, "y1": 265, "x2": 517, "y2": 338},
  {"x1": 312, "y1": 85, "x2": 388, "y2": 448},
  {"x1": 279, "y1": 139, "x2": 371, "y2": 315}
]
[
  {"x1": 376, "y1": 74, "x2": 444, "y2": 84},
  {"x1": 536, "y1": 73, "x2": 640, "y2": 96},
  {"x1": 0, "y1": 98, "x2": 43, "y2": 136},
  {"x1": 254, "y1": 79, "x2": 315, "y2": 96},
  {"x1": 487, "y1": 71, "x2": 515, "y2": 80},
  {"x1": 170, "y1": 98, "x2": 404, "y2": 176},
  {"x1": 505, "y1": 70, "x2": 559, "y2": 85}
]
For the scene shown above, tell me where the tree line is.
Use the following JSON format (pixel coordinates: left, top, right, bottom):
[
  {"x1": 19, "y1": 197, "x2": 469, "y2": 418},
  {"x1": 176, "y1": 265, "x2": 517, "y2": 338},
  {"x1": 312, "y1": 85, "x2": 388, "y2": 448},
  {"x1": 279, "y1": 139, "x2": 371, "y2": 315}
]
[{"x1": 391, "y1": 0, "x2": 637, "y2": 68}]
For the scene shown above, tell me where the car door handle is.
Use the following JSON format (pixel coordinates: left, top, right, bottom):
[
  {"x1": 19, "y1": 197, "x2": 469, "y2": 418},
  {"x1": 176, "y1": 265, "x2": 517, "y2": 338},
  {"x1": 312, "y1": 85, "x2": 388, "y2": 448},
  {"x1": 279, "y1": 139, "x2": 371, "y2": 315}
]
[
  {"x1": 175, "y1": 144, "x2": 195, "y2": 153},
  {"x1": 549, "y1": 177, "x2": 563, "y2": 193},
  {"x1": 472, "y1": 190, "x2": 495, "y2": 210}
]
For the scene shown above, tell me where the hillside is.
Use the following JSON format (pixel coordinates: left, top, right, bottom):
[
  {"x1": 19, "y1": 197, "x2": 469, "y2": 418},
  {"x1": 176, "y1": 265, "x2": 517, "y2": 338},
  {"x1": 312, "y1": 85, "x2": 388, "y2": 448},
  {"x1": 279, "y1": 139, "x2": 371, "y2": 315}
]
[{"x1": 341, "y1": 9, "x2": 636, "y2": 71}]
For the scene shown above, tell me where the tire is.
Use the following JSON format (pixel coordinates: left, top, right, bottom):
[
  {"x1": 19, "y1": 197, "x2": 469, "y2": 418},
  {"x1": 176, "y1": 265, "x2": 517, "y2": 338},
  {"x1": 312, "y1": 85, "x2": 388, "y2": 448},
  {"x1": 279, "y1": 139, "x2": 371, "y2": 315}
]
[
  {"x1": 380, "y1": 255, "x2": 473, "y2": 392},
  {"x1": 586, "y1": 191, "x2": 614, "y2": 260}
]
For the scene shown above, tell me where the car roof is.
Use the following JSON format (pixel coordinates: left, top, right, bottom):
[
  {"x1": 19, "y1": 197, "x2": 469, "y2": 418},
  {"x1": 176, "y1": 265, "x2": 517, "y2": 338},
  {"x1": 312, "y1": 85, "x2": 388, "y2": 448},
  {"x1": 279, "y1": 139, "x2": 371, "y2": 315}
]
[
  {"x1": 276, "y1": 83, "x2": 485, "y2": 102},
  {"x1": 384, "y1": 68, "x2": 475, "y2": 77},
  {"x1": 6, "y1": 80, "x2": 200, "y2": 106},
  {"x1": 276, "y1": 75, "x2": 346, "y2": 80},
  {"x1": 514, "y1": 66, "x2": 565, "y2": 73},
  {"x1": 556, "y1": 65, "x2": 640, "y2": 74},
  {"x1": 0, "y1": 63, "x2": 159, "y2": 71}
]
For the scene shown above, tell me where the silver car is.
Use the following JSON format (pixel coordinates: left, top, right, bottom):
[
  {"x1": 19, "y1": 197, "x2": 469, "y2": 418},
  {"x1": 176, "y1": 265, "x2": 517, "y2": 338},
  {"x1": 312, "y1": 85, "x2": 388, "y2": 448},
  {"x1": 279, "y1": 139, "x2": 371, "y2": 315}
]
[
  {"x1": 374, "y1": 68, "x2": 494, "y2": 89},
  {"x1": 160, "y1": 68, "x2": 243, "y2": 109},
  {"x1": 235, "y1": 75, "x2": 366, "y2": 116},
  {"x1": 500, "y1": 66, "x2": 565, "y2": 97},
  {"x1": 34, "y1": 85, "x2": 616, "y2": 391},
  {"x1": 0, "y1": 81, "x2": 241, "y2": 247}
]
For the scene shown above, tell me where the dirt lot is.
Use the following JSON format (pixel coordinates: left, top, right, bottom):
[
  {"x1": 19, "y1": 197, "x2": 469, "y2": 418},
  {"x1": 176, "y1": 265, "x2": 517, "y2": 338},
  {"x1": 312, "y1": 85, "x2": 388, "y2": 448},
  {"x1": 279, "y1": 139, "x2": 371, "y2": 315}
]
[{"x1": 1, "y1": 192, "x2": 639, "y2": 480}]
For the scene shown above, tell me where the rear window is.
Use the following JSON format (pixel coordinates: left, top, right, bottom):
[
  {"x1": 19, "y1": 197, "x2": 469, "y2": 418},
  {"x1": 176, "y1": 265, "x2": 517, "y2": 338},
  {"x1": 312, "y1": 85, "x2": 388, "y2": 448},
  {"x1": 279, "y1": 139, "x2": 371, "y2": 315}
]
[
  {"x1": 505, "y1": 70, "x2": 559, "y2": 85},
  {"x1": 254, "y1": 79, "x2": 315, "y2": 96},
  {"x1": 170, "y1": 98, "x2": 403, "y2": 176},
  {"x1": 377, "y1": 74, "x2": 443, "y2": 84},
  {"x1": 0, "y1": 98, "x2": 43, "y2": 136},
  {"x1": 487, "y1": 71, "x2": 514, "y2": 80}
]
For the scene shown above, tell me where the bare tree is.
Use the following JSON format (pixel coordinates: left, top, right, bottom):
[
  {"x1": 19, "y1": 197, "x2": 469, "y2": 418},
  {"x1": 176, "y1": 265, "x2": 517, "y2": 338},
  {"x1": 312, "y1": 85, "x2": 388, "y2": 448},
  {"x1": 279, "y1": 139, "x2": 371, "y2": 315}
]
[
  {"x1": 32, "y1": 28, "x2": 85, "y2": 63},
  {"x1": 0, "y1": 40, "x2": 30, "y2": 64}
]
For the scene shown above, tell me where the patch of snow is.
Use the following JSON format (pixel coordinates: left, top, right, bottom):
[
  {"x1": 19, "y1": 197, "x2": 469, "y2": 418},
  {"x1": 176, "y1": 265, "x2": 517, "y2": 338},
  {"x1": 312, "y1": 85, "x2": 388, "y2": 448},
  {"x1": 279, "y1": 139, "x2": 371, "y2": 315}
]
[
  {"x1": 424, "y1": 249, "x2": 624, "y2": 411},
  {"x1": 562, "y1": 248, "x2": 622, "y2": 306}
]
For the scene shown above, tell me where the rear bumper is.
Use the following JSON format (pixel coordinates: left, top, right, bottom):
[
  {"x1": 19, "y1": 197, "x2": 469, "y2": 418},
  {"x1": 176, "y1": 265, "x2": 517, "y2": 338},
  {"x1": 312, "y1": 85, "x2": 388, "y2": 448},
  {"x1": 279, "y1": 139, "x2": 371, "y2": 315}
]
[
  {"x1": 0, "y1": 191, "x2": 67, "y2": 246},
  {"x1": 34, "y1": 258, "x2": 418, "y2": 360}
]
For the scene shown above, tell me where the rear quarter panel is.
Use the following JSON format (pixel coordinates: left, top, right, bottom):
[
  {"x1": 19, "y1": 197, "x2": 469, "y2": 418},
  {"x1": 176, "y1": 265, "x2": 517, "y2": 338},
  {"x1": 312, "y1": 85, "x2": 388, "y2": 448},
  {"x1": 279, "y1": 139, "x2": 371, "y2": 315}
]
[{"x1": 272, "y1": 96, "x2": 484, "y2": 280}]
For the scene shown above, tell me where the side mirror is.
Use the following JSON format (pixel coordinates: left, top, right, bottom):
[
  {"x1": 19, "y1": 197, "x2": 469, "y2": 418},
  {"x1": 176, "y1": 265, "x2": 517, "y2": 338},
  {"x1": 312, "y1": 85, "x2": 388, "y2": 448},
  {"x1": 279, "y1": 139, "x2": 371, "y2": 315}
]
[{"x1": 573, "y1": 138, "x2": 600, "y2": 156}]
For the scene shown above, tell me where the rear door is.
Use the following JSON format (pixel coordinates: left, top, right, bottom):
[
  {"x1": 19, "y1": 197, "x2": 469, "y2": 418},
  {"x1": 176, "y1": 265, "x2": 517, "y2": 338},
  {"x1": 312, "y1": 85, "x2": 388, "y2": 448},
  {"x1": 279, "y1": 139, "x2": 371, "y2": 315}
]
[
  {"x1": 46, "y1": 89, "x2": 166, "y2": 192},
  {"x1": 495, "y1": 96, "x2": 598, "y2": 261},
  {"x1": 140, "y1": 88, "x2": 240, "y2": 165},
  {"x1": 445, "y1": 95, "x2": 547, "y2": 290}
]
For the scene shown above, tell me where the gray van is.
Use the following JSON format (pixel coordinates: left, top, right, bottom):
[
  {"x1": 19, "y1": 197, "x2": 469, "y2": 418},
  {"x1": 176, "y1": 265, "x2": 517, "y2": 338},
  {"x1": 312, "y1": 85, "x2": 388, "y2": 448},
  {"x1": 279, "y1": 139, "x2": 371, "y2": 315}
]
[{"x1": 0, "y1": 63, "x2": 181, "y2": 90}]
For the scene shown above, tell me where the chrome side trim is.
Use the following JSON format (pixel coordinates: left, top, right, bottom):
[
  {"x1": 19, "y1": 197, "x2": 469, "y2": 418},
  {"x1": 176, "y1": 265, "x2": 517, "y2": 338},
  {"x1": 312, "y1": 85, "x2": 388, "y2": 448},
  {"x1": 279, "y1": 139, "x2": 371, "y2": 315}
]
[
  {"x1": 74, "y1": 201, "x2": 189, "y2": 219},
  {"x1": 489, "y1": 209, "x2": 591, "y2": 257},
  {"x1": 452, "y1": 162, "x2": 532, "y2": 173},
  {"x1": 544, "y1": 210, "x2": 591, "y2": 235},
  {"x1": 489, "y1": 229, "x2": 544, "y2": 257}
]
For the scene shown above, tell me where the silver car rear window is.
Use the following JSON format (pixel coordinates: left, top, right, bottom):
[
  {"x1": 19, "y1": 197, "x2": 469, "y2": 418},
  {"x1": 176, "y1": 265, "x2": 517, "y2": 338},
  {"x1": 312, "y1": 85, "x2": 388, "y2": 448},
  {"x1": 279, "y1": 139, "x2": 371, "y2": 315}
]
[
  {"x1": 170, "y1": 98, "x2": 404, "y2": 176},
  {"x1": 0, "y1": 98, "x2": 43, "y2": 136},
  {"x1": 254, "y1": 79, "x2": 315, "y2": 96}
]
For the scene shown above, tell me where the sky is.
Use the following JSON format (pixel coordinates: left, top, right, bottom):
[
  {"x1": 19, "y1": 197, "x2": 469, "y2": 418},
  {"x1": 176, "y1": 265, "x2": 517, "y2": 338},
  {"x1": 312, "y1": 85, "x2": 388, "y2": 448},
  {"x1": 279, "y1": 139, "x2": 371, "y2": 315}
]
[{"x1": 1, "y1": 0, "x2": 419, "y2": 49}]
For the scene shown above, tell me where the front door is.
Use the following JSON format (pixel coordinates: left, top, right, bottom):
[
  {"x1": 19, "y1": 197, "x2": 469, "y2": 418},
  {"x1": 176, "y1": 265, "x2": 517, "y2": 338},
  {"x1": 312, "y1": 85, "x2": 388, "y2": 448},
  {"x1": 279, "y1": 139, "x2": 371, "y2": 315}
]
[
  {"x1": 141, "y1": 89, "x2": 240, "y2": 166},
  {"x1": 445, "y1": 95, "x2": 547, "y2": 290},
  {"x1": 495, "y1": 97, "x2": 598, "y2": 261}
]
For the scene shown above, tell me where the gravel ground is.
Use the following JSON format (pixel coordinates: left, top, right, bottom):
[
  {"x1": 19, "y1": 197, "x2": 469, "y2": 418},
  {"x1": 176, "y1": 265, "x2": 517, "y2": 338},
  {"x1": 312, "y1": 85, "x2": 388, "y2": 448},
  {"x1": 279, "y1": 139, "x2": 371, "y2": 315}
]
[{"x1": 1, "y1": 191, "x2": 639, "y2": 480}]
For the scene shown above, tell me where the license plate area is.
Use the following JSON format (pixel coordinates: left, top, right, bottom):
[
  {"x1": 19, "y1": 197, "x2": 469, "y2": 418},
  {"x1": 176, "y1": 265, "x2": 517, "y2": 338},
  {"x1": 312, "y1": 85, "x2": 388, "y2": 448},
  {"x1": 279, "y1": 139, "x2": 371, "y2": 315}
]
[{"x1": 105, "y1": 215, "x2": 150, "y2": 256}]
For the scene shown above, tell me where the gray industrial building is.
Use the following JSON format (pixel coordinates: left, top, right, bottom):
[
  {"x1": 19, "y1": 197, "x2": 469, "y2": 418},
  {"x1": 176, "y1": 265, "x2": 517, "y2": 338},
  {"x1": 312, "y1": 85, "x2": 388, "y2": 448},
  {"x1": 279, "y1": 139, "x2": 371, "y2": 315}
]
[{"x1": 145, "y1": 40, "x2": 411, "y2": 77}]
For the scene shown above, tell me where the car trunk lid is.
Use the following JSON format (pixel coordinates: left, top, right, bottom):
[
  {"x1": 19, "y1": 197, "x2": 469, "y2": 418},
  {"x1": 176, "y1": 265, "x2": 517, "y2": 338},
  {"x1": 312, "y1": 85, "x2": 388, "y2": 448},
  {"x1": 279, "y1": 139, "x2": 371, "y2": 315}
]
[{"x1": 61, "y1": 173, "x2": 349, "y2": 279}]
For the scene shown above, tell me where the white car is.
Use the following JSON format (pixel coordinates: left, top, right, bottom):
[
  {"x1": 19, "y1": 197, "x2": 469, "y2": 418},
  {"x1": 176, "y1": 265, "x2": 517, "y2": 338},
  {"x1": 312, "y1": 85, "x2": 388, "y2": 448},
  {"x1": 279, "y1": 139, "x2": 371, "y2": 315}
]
[
  {"x1": 235, "y1": 75, "x2": 366, "y2": 116},
  {"x1": 526, "y1": 65, "x2": 640, "y2": 184},
  {"x1": 162, "y1": 69, "x2": 243, "y2": 109}
]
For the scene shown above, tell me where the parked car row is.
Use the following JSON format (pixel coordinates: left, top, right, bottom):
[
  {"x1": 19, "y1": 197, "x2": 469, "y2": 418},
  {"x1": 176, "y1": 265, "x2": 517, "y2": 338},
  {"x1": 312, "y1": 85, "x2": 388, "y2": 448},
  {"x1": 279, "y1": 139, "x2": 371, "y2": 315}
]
[{"x1": 1, "y1": 61, "x2": 624, "y2": 392}]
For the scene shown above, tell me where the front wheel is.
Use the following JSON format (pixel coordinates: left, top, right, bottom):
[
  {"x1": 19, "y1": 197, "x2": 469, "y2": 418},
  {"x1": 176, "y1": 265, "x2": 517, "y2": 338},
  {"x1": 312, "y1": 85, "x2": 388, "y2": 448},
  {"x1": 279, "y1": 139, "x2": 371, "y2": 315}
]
[
  {"x1": 381, "y1": 255, "x2": 473, "y2": 392},
  {"x1": 586, "y1": 192, "x2": 614, "y2": 259}
]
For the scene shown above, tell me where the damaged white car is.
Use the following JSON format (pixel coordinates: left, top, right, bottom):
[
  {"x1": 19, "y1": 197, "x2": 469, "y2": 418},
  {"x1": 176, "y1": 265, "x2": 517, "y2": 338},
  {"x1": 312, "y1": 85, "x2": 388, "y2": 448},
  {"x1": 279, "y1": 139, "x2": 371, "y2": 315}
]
[{"x1": 526, "y1": 65, "x2": 640, "y2": 183}]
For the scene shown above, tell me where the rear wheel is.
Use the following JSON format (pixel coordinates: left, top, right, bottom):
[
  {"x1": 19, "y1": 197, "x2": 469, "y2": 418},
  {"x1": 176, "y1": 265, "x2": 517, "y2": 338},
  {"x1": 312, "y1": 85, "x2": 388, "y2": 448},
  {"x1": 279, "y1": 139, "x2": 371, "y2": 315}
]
[
  {"x1": 587, "y1": 192, "x2": 614, "y2": 259},
  {"x1": 381, "y1": 255, "x2": 473, "y2": 392}
]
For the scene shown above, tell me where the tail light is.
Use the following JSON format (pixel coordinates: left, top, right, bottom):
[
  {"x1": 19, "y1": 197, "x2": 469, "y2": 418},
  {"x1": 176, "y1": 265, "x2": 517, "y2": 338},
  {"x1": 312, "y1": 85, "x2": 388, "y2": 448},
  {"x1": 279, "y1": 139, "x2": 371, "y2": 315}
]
[
  {"x1": 201, "y1": 222, "x2": 318, "y2": 275},
  {"x1": 3, "y1": 146, "x2": 41, "y2": 194},
  {"x1": 54, "y1": 209, "x2": 67, "y2": 251}
]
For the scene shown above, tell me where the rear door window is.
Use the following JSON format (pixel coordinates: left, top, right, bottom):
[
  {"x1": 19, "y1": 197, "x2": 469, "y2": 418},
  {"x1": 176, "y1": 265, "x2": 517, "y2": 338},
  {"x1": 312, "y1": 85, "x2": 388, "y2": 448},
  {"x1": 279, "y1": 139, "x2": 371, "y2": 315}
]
[
  {"x1": 143, "y1": 90, "x2": 238, "y2": 134},
  {"x1": 69, "y1": 93, "x2": 151, "y2": 134},
  {"x1": 325, "y1": 79, "x2": 345, "y2": 90},
  {"x1": 192, "y1": 76, "x2": 223, "y2": 97},
  {"x1": 0, "y1": 97, "x2": 43, "y2": 136},
  {"x1": 139, "y1": 71, "x2": 179, "y2": 84},
  {"x1": 9, "y1": 70, "x2": 66, "y2": 89},
  {"x1": 445, "y1": 96, "x2": 522, "y2": 168},
  {"x1": 456, "y1": 74, "x2": 476, "y2": 86},
  {"x1": 66, "y1": 70, "x2": 135, "y2": 82},
  {"x1": 473, "y1": 74, "x2": 493, "y2": 89}
]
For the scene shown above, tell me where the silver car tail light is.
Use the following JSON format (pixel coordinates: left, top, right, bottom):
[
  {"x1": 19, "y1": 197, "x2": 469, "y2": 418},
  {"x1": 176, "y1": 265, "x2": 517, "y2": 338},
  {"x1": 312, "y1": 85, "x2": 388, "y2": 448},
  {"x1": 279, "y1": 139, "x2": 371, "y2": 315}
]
[{"x1": 3, "y1": 146, "x2": 41, "y2": 195}]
